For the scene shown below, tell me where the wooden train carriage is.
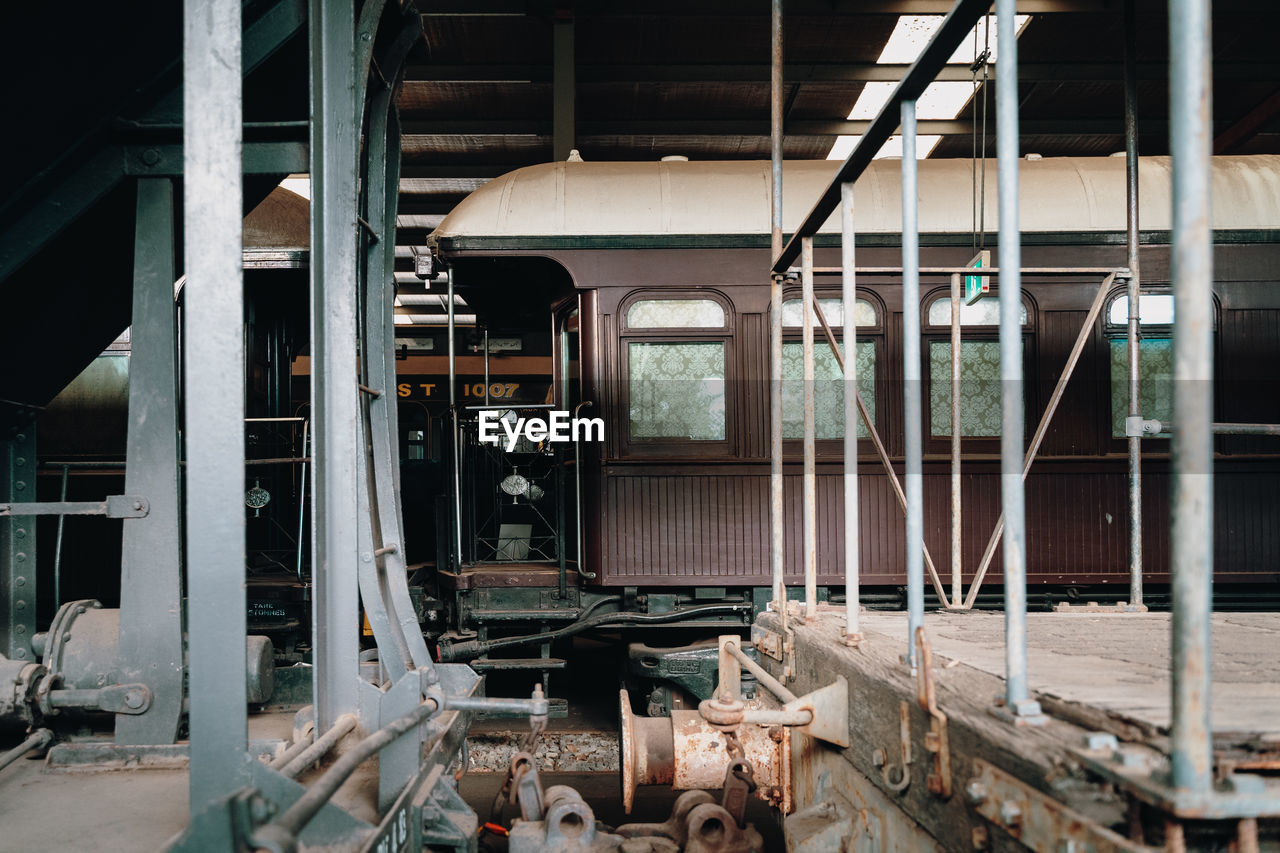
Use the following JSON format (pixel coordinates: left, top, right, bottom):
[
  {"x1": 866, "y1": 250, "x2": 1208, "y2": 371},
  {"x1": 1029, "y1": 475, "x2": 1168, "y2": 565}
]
[{"x1": 431, "y1": 156, "x2": 1280, "y2": 593}]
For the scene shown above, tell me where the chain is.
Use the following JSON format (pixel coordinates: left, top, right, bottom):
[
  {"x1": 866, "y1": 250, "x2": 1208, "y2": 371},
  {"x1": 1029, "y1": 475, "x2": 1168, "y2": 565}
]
[{"x1": 722, "y1": 728, "x2": 745, "y2": 761}]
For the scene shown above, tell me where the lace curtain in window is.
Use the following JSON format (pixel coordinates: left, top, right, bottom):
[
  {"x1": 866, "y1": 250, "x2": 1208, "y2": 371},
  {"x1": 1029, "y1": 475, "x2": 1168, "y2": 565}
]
[
  {"x1": 628, "y1": 342, "x2": 726, "y2": 440},
  {"x1": 781, "y1": 341, "x2": 875, "y2": 439},
  {"x1": 928, "y1": 341, "x2": 1006, "y2": 437}
]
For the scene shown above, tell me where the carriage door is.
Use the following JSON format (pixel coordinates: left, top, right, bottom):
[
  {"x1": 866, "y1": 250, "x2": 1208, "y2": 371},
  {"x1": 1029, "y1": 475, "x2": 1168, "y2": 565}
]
[{"x1": 554, "y1": 299, "x2": 588, "y2": 581}]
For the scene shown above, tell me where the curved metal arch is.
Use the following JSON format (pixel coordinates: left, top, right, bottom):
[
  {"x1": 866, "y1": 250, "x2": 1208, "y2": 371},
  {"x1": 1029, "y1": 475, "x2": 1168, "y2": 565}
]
[{"x1": 351, "y1": 2, "x2": 434, "y2": 680}]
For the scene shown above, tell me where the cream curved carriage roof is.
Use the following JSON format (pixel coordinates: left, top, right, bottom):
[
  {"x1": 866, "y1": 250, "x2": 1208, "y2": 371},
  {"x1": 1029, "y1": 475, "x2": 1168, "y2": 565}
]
[{"x1": 431, "y1": 155, "x2": 1280, "y2": 242}]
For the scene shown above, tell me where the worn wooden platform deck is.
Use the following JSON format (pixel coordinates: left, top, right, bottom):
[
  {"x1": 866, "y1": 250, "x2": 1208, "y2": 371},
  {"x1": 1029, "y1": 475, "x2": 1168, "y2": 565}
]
[
  {"x1": 758, "y1": 607, "x2": 1280, "y2": 850},
  {"x1": 857, "y1": 610, "x2": 1280, "y2": 738}
]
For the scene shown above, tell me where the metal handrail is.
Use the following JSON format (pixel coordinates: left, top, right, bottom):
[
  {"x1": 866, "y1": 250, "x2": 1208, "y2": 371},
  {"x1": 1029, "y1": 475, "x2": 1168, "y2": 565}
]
[{"x1": 572, "y1": 400, "x2": 596, "y2": 579}]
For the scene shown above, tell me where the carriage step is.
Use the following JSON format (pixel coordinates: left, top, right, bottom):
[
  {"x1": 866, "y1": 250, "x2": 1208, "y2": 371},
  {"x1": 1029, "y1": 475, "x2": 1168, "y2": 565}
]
[{"x1": 471, "y1": 657, "x2": 567, "y2": 671}]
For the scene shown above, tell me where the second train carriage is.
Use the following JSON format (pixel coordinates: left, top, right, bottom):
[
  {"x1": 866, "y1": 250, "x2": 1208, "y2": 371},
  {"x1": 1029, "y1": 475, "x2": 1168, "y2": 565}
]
[{"x1": 417, "y1": 155, "x2": 1280, "y2": 666}]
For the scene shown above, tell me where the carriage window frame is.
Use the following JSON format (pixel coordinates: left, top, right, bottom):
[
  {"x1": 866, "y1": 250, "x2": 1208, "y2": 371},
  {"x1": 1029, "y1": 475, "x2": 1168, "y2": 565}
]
[
  {"x1": 619, "y1": 291, "x2": 735, "y2": 457},
  {"x1": 779, "y1": 289, "x2": 884, "y2": 451},
  {"x1": 1102, "y1": 287, "x2": 1217, "y2": 447},
  {"x1": 554, "y1": 297, "x2": 582, "y2": 411},
  {"x1": 922, "y1": 287, "x2": 1036, "y2": 452}
]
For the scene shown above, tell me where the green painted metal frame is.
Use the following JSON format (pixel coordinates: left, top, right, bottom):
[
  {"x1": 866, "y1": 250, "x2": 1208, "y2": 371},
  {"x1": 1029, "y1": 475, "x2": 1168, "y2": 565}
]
[
  {"x1": 2, "y1": 429, "x2": 37, "y2": 661},
  {"x1": 0, "y1": 0, "x2": 307, "y2": 285},
  {"x1": 114, "y1": 178, "x2": 185, "y2": 746}
]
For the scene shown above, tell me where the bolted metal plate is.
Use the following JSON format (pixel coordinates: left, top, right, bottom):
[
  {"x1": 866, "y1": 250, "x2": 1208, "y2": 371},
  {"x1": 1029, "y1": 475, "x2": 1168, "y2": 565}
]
[{"x1": 970, "y1": 758, "x2": 1157, "y2": 852}]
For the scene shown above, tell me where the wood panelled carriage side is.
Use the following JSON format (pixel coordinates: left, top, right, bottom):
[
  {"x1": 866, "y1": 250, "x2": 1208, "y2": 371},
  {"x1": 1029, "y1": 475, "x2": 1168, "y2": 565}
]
[{"x1": 430, "y1": 156, "x2": 1280, "y2": 596}]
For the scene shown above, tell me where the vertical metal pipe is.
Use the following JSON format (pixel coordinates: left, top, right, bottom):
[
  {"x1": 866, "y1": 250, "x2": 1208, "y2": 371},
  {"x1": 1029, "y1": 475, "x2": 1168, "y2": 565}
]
[
  {"x1": 309, "y1": 0, "x2": 360, "y2": 734},
  {"x1": 1124, "y1": 0, "x2": 1144, "y2": 610},
  {"x1": 185, "y1": 0, "x2": 246, "y2": 806},
  {"x1": 841, "y1": 182, "x2": 859, "y2": 642},
  {"x1": 901, "y1": 100, "x2": 924, "y2": 670},
  {"x1": 801, "y1": 237, "x2": 817, "y2": 622},
  {"x1": 996, "y1": 0, "x2": 1032, "y2": 713},
  {"x1": 449, "y1": 269, "x2": 464, "y2": 567},
  {"x1": 296, "y1": 420, "x2": 308, "y2": 581},
  {"x1": 53, "y1": 465, "x2": 68, "y2": 610},
  {"x1": 769, "y1": 0, "x2": 787, "y2": 630},
  {"x1": 552, "y1": 16, "x2": 576, "y2": 162},
  {"x1": 950, "y1": 273, "x2": 962, "y2": 607},
  {"x1": 484, "y1": 329, "x2": 491, "y2": 406},
  {"x1": 1168, "y1": 0, "x2": 1214, "y2": 795}
]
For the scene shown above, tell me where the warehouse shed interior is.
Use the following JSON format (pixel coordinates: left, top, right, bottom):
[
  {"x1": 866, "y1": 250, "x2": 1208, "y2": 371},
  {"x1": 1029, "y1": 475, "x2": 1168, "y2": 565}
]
[{"x1": 1, "y1": 1, "x2": 1279, "y2": 851}]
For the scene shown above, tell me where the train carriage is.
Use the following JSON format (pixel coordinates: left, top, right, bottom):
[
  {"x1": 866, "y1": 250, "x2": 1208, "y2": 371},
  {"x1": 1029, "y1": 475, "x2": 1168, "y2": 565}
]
[{"x1": 427, "y1": 155, "x2": 1280, "y2": 620}]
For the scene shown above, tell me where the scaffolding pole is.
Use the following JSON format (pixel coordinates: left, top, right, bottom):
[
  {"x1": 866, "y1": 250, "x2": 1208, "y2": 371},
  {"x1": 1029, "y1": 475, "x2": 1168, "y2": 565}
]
[
  {"x1": 1168, "y1": 0, "x2": 1215, "y2": 796},
  {"x1": 1124, "y1": 0, "x2": 1145, "y2": 611},
  {"x1": 801, "y1": 237, "x2": 817, "y2": 622},
  {"x1": 996, "y1": 0, "x2": 1038, "y2": 721},
  {"x1": 901, "y1": 101, "x2": 924, "y2": 671},
  {"x1": 841, "y1": 181, "x2": 860, "y2": 644},
  {"x1": 769, "y1": 0, "x2": 787, "y2": 636}
]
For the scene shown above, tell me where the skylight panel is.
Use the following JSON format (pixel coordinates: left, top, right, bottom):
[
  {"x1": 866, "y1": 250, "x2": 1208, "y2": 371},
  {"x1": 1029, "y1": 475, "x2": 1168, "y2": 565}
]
[{"x1": 827, "y1": 14, "x2": 1030, "y2": 161}]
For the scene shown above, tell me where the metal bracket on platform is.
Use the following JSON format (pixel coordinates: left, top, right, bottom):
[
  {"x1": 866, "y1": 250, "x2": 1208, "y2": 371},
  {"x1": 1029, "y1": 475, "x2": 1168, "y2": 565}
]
[
  {"x1": 967, "y1": 758, "x2": 1159, "y2": 852},
  {"x1": 1053, "y1": 601, "x2": 1149, "y2": 614},
  {"x1": 751, "y1": 622, "x2": 794, "y2": 681},
  {"x1": 1073, "y1": 739, "x2": 1280, "y2": 820},
  {"x1": 0, "y1": 496, "x2": 150, "y2": 518},
  {"x1": 915, "y1": 627, "x2": 952, "y2": 798},
  {"x1": 873, "y1": 701, "x2": 912, "y2": 794}
]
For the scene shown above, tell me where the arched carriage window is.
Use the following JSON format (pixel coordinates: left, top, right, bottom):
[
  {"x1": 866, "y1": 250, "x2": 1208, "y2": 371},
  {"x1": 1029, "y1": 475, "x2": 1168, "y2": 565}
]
[
  {"x1": 623, "y1": 296, "x2": 730, "y2": 444},
  {"x1": 924, "y1": 291, "x2": 1032, "y2": 438},
  {"x1": 627, "y1": 298, "x2": 725, "y2": 329},
  {"x1": 780, "y1": 295, "x2": 880, "y2": 440}
]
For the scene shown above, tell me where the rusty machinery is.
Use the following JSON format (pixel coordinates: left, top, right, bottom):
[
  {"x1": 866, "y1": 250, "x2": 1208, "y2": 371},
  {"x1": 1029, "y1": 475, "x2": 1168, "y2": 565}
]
[{"x1": 620, "y1": 634, "x2": 849, "y2": 837}]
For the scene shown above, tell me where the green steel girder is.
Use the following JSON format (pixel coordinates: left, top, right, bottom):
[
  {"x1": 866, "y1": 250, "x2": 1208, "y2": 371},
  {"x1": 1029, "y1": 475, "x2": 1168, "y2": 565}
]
[
  {"x1": 0, "y1": 0, "x2": 306, "y2": 285},
  {"x1": 2, "y1": 430, "x2": 37, "y2": 661}
]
